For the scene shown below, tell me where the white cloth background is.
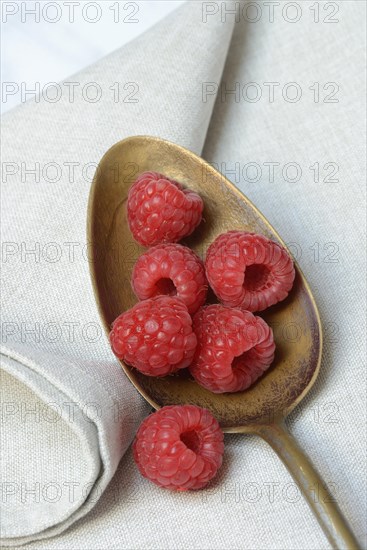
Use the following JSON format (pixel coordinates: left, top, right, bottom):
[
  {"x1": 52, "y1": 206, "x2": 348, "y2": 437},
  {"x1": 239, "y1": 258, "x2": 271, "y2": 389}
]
[
  {"x1": 0, "y1": 1, "x2": 185, "y2": 114},
  {"x1": 1, "y1": 1, "x2": 366, "y2": 549}
]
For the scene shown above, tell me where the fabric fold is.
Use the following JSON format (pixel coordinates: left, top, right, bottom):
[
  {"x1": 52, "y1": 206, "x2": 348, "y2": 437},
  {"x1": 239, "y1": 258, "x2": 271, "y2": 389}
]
[{"x1": 0, "y1": 1, "x2": 237, "y2": 544}]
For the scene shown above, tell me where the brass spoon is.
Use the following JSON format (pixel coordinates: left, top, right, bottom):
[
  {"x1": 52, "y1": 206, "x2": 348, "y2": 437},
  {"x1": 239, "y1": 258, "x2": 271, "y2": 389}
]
[{"x1": 88, "y1": 136, "x2": 359, "y2": 550}]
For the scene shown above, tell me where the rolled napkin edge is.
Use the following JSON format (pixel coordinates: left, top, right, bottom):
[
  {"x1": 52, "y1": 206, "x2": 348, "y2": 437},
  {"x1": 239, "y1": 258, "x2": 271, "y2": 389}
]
[{"x1": 0, "y1": 343, "x2": 147, "y2": 546}]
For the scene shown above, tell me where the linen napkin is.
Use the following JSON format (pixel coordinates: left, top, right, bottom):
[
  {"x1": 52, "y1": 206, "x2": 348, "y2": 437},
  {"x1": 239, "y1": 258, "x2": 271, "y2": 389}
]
[
  {"x1": 0, "y1": 2, "x2": 236, "y2": 545},
  {"x1": 1, "y1": 1, "x2": 366, "y2": 549}
]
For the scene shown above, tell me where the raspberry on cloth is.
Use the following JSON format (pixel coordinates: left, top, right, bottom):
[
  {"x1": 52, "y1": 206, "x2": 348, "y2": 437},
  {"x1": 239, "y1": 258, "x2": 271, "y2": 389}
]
[
  {"x1": 132, "y1": 243, "x2": 208, "y2": 314},
  {"x1": 189, "y1": 305, "x2": 275, "y2": 393},
  {"x1": 205, "y1": 231, "x2": 295, "y2": 312},
  {"x1": 127, "y1": 171, "x2": 203, "y2": 246},
  {"x1": 109, "y1": 296, "x2": 197, "y2": 377},
  {"x1": 133, "y1": 405, "x2": 224, "y2": 491}
]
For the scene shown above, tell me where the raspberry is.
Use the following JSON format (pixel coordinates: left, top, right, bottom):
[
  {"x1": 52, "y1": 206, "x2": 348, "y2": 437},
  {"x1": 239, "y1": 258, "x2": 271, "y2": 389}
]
[
  {"x1": 109, "y1": 296, "x2": 197, "y2": 377},
  {"x1": 205, "y1": 231, "x2": 295, "y2": 312},
  {"x1": 127, "y1": 171, "x2": 203, "y2": 246},
  {"x1": 131, "y1": 244, "x2": 208, "y2": 314},
  {"x1": 189, "y1": 305, "x2": 275, "y2": 393},
  {"x1": 133, "y1": 405, "x2": 224, "y2": 490}
]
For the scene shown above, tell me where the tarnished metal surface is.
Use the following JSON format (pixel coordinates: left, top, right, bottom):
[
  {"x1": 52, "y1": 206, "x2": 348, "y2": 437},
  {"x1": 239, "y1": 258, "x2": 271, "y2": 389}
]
[
  {"x1": 87, "y1": 136, "x2": 360, "y2": 550},
  {"x1": 87, "y1": 136, "x2": 322, "y2": 430}
]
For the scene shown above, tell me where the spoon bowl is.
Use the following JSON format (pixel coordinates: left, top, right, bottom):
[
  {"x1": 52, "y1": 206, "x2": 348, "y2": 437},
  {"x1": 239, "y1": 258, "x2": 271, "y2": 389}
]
[
  {"x1": 88, "y1": 136, "x2": 359, "y2": 550},
  {"x1": 88, "y1": 136, "x2": 321, "y2": 430}
]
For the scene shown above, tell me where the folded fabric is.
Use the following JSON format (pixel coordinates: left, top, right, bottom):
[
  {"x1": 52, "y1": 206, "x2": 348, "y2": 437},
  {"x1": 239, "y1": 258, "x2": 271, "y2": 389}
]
[
  {"x1": 0, "y1": 2, "x2": 236, "y2": 545},
  {"x1": 1, "y1": 342, "x2": 143, "y2": 538},
  {"x1": 1, "y1": 1, "x2": 366, "y2": 549}
]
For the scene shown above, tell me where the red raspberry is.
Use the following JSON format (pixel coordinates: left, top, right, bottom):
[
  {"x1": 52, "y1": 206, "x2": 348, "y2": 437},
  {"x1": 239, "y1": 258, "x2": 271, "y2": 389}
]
[
  {"x1": 133, "y1": 405, "x2": 224, "y2": 490},
  {"x1": 127, "y1": 171, "x2": 203, "y2": 246},
  {"x1": 109, "y1": 296, "x2": 197, "y2": 377},
  {"x1": 205, "y1": 231, "x2": 295, "y2": 312},
  {"x1": 189, "y1": 305, "x2": 275, "y2": 393},
  {"x1": 131, "y1": 244, "x2": 208, "y2": 315}
]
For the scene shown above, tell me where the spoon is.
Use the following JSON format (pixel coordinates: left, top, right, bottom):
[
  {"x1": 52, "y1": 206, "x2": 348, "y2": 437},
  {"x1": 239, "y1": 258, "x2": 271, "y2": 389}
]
[{"x1": 87, "y1": 135, "x2": 359, "y2": 550}]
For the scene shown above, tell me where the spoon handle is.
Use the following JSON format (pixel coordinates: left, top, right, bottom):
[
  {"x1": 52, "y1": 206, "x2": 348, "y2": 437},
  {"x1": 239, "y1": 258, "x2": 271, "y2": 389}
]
[{"x1": 257, "y1": 422, "x2": 361, "y2": 550}]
